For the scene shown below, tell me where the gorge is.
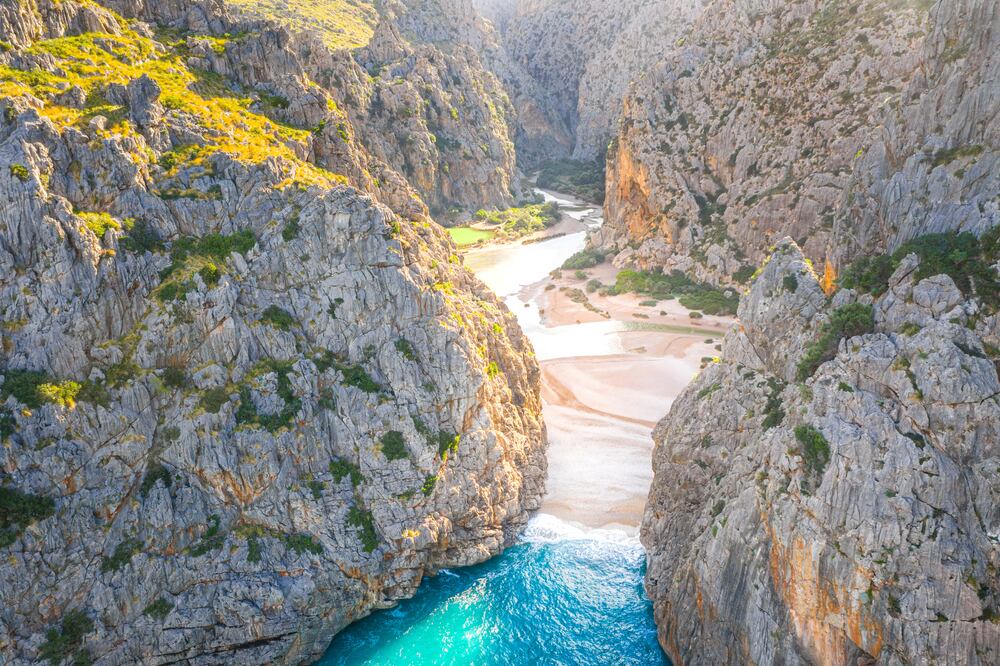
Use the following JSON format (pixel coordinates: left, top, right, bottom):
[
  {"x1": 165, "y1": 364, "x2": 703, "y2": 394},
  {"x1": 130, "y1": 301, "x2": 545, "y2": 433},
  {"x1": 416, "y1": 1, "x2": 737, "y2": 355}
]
[{"x1": 1, "y1": 0, "x2": 999, "y2": 664}]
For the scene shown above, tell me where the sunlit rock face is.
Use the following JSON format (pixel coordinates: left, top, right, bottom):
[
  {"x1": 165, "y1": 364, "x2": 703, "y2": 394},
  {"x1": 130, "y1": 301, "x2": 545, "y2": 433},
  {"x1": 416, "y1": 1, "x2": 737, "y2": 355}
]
[
  {"x1": 0, "y1": 0, "x2": 544, "y2": 662},
  {"x1": 601, "y1": 0, "x2": 999, "y2": 285},
  {"x1": 642, "y1": 238, "x2": 1000, "y2": 665}
]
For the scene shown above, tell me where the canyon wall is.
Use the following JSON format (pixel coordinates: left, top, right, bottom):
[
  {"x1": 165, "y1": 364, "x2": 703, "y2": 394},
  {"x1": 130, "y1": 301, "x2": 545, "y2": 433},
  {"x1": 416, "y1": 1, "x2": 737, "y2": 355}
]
[
  {"x1": 600, "y1": 0, "x2": 999, "y2": 285},
  {"x1": 490, "y1": 0, "x2": 706, "y2": 163},
  {"x1": 0, "y1": 0, "x2": 545, "y2": 662},
  {"x1": 643, "y1": 238, "x2": 1000, "y2": 664}
]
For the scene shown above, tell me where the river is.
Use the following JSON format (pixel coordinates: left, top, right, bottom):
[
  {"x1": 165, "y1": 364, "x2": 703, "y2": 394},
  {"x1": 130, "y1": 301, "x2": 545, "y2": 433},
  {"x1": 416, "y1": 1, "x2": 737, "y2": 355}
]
[{"x1": 319, "y1": 189, "x2": 730, "y2": 664}]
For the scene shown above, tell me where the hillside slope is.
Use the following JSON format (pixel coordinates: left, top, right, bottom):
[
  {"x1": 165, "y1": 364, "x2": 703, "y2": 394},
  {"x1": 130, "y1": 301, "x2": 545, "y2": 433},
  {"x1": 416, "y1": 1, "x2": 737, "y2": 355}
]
[
  {"x1": 0, "y1": 0, "x2": 545, "y2": 662},
  {"x1": 643, "y1": 238, "x2": 1000, "y2": 664},
  {"x1": 600, "y1": 0, "x2": 999, "y2": 285}
]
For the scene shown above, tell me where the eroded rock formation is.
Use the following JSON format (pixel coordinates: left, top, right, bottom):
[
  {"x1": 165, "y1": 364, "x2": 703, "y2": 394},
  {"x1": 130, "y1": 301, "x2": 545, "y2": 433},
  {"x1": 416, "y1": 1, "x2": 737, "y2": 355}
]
[
  {"x1": 0, "y1": 0, "x2": 545, "y2": 662},
  {"x1": 601, "y1": 0, "x2": 999, "y2": 284},
  {"x1": 642, "y1": 239, "x2": 1000, "y2": 664}
]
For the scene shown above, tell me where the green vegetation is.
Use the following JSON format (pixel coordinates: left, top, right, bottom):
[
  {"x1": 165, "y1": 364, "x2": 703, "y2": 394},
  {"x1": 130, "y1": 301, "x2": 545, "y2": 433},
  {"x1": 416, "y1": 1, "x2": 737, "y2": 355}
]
[
  {"x1": 282, "y1": 218, "x2": 300, "y2": 242},
  {"x1": 101, "y1": 537, "x2": 142, "y2": 573},
  {"x1": 0, "y1": 484, "x2": 55, "y2": 548},
  {"x1": 283, "y1": 532, "x2": 323, "y2": 555},
  {"x1": 421, "y1": 475, "x2": 438, "y2": 496},
  {"x1": 78, "y1": 212, "x2": 123, "y2": 237},
  {"x1": 380, "y1": 431, "x2": 408, "y2": 461},
  {"x1": 0, "y1": 368, "x2": 95, "y2": 410},
  {"x1": 161, "y1": 367, "x2": 189, "y2": 389},
  {"x1": 731, "y1": 265, "x2": 756, "y2": 285},
  {"x1": 562, "y1": 248, "x2": 605, "y2": 270},
  {"x1": 347, "y1": 506, "x2": 378, "y2": 553},
  {"x1": 226, "y1": 0, "x2": 377, "y2": 50},
  {"x1": 157, "y1": 231, "x2": 257, "y2": 302},
  {"x1": 761, "y1": 378, "x2": 787, "y2": 430},
  {"x1": 485, "y1": 361, "x2": 501, "y2": 379},
  {"x1": 536, "y1": 159, "x2": 605, "y2": 203},
  {"x1": 260, "y1": 305, "x2": 296, "y2": 331},
  {"x1": 1, "y1": 30, "x2": 342, "y2": 187},
  {"x1": 39, "y1": 610, "x2": 93, "y2": 666},
  {"x1": 329, "y1": 459, "x2": 364, "y2": 486},
  {"x1": 189, "y1": 515, "x2": 224, "y2": 557},
  {"x1": 235, "y1": 360, "x2": 302, "y2": 432},
  {"x1": 929, "y1": 144, "x2": 983, "y2": 169},
  {"x1": 143, "y1": 598, "x2": 174, "y2": 621},
  {"x1": 199, "y1": 387, "x2": 230, "y2": 414},
  {"x1": 783, "y1": 274, "x2": 799, "y2": 292},
  {"x1": 9, "y1": 163, "x2": 29, "y2": 182},
  {"x1": 794, "y1": 425, "x2": 831, "y2": 477},
  {"x1": 0, "y1": 408, "x2": 14, "y2": 441},
  {"x1": 395, "y1": 338, "x2": 417, "y2": 361},
  {"x1": 470, "y1": 202, "x2": 560, "y2": 240},
  {"x1": 120, "y1": 220, "x2": 164, "y2": 254},
  {"x1": 840, "y1": 231, "x2": 1000, "y2": 311},
  {"x1": 139, "y1": 463, "x2": 172, "y2": 498},
  {"x1": 796, "y1": 303, "x2": 875, "y2": 380},
  {"x1": 612, "y1": 270, "x2": 739, "y2": 316},
  {"x1": 448, "y1": 226, "x2": 495, "y2": 248}
]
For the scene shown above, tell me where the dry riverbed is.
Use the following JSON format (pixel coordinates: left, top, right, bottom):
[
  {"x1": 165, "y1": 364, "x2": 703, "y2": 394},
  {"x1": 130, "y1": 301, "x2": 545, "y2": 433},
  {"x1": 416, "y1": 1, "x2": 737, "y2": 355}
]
[{"x1": 463, "y1": 191, "x2": 733, "y2": 534}]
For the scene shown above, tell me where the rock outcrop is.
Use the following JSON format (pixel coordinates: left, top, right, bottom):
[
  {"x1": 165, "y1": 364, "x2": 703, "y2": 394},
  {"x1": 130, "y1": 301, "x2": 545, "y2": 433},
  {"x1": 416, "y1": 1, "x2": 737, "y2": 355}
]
[
  {"x1": 486, "y1": 0, "x2": 705, "y2": 162},
  {"x1": 642, "y1": 238, "x2": 1000, "y2": 664},
  {"x1": 0, "y1": 0, "x2": 545, "y2": 663},
  {"x1": 601, "y1": 0, "x2": 999, "y2": 284}
]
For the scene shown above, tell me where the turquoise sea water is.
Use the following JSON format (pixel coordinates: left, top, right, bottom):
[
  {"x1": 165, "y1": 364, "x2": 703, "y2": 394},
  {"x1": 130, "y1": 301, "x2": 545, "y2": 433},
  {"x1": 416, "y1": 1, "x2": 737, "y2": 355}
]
[{"x1": 318, "y1": 516, "x2": 667, "y2": 666}]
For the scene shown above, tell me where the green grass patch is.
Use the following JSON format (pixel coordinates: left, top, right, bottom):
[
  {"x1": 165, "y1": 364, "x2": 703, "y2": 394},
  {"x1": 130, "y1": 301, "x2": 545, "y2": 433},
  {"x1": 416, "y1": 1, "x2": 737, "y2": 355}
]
[
  {"x1": 448, "y1": 226, "x2": 495, "y2": 247},
  {"x1": 347, "y1": 506, "x2": 378, "y2": 553},
  {"x1": 143, "y1": 598, "x2": 174, "y2": 621},
  {"x1": 101, "y1": 537, "x2": 142, "y2": 573}
]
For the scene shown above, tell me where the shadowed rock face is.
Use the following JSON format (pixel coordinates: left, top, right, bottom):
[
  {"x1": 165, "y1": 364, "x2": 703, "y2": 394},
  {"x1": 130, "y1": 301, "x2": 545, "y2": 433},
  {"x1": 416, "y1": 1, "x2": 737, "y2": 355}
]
[
  {"x1": 642, "y1": 238, "x2": 1000, "y2": 665},
  {"x1": 600, "y1": 0, "x2": 999, "y2": 285},
  {"x1": 481, "y1": 0, "x2": 706, "y2": 163},
  {"x1": 0, "y1": 0, "x2": 544, "y2": 663}
]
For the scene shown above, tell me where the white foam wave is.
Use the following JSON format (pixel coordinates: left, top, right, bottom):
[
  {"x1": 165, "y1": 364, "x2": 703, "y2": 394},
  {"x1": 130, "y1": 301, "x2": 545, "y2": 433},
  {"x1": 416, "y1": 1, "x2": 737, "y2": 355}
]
[{"x1": 520, "y1": 513, "x2": 641, "y2": 547}]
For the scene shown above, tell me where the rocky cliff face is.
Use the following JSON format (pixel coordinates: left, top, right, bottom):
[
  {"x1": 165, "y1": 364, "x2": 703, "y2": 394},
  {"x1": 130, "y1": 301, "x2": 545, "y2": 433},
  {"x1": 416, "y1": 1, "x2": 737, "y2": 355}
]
[
  {"x1": 492, "y1": 0, "x2": 705, "y2": 162},
  {"x1": 601, "y1": 0, "x2": 999, "y2": 285},
  {"x1": 220, "y1": 0, "x2": 526, "y2": 216},
  {"x1": 0, "y1": 0, "x2": 545, "y2": 663},
  {"x1": 642, "y1": 238, "x2": 1000, "y2": 664}
]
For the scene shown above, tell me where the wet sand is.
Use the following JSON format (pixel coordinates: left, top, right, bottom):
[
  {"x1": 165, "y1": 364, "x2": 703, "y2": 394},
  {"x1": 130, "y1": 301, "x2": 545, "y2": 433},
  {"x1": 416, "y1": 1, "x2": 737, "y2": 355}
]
[{"x1": 463, "y1": 190, "x2": 733, "y2": 534}]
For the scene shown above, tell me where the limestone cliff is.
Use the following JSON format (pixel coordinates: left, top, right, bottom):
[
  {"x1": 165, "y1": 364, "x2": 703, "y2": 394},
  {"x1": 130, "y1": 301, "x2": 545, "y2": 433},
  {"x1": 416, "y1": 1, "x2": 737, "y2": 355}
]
[
  {"x1": 601, "y1": 0, "x2": 999, "y2": 284},
  {"x1": 642, "y1": 238, "x2": 1000, "y2": 664},
  {"x1": 491, "y1": 0, "x2": 705, "y2": 162},
  {"x1": 0, "y1": 0, "x2": 545, "y2": 663}
]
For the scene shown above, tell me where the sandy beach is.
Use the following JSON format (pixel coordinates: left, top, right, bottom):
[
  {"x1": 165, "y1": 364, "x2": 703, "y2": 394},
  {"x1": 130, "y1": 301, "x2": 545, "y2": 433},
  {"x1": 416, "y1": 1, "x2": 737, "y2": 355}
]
[{"x1": 463, "y1": 190, "x2": 734, "y2": 534}]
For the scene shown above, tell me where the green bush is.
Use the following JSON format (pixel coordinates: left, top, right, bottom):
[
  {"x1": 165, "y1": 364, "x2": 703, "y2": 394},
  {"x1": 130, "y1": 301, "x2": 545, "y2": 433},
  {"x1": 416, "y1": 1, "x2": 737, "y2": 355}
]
[
  {"x1": 783, "y1": 275, "x2": 799, "y2": 292},
  {"x1": 143, "y1": 598, "x2": 174, "y2": 621},
  {"x1": 119, "y1": 219, "x2": 164, "y2": 253},
  {"x1": 199, "y1": 387, "x2": 230, "y2": 414},
  {"x1": 421, "y1": 475, "x2": 438, "y2": 496},
  {"x1": 101, "y1": 538, "x2": 142, "y2": 573},
  {"x1": 282, "y1": 219, "x2": 300, "y2": 242},
  {"x1": 161, "y1": 367, "x2": 189, "y2": 389},
  {"x1": 347, "y1": 506, "x2": 378, "y2": 553},
  {"x1": 0, "y1": 408, "x2": 14, "y2": 441},
  {"x1": 395, "y1": 338, "x2": 417, "y2": 361},
  {"x1": 0, "y1": 485, "x2": 55, "y2": 548},
  {"x1": 380, "y1": 431, "x2": 408, "y2": 460},
  {"x1": 761, "y1": 378, "x2": 786, "y2": 430},
  {"x1": 282, "y1": 532, "x2": 323, "y2": 555},
  {"x1": 840, "y1": 232, "x2": 1000, "y2": 310},
  {"x1": 9, "y1": 163, "x2": 30, "y2": 182},
  {"x1": 562, "y1": 248, "x2": 605, "y2": 270},
  {"x1": 260, "y1": 305, "x2": 296, "y2": 331},
  {"x1": 796, "y1": 303, "x2": 875, "y2": 380},
  {"x1": 188, "y1": 515, "x2": 224, "y2": 557},
  {"x1": 473, "y1": 202, "x2": 560, "y2": 238},
  {"x1": 39, "y1": 610, "x2": 93, "y2": 666},
  {"x1": 139, "y1": 463, "x2": 172, "y2": 497},
  {"x1": 795, "y1": 425, "x2": 831, "y2": 477},
  {"x1": 235, "y1": 360, "x2": 301, "y2": 432},
  {"x1": 329, "y1": 459, "x2": 363, "y2": 486},
  {"x1": 612, "y1": 270, "x2": 739, "y2": 316},
  {"x1": 731, "y1": 265, "x2": 756, "y2": 284}
]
